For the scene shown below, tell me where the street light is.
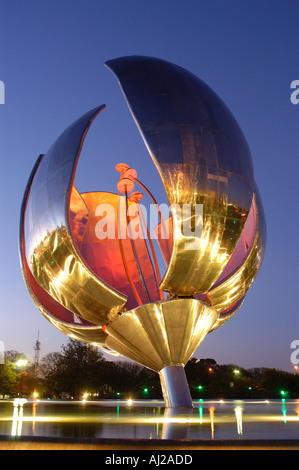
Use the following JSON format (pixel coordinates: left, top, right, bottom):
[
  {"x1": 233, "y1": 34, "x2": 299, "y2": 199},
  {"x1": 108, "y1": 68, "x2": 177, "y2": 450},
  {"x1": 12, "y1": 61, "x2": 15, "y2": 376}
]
[
  {"x1": 15, "y1": 359, "x2": 29, "y2": 397},
  {"x1": 15, "y1": 359, "x2": 28, "y2": 368}
]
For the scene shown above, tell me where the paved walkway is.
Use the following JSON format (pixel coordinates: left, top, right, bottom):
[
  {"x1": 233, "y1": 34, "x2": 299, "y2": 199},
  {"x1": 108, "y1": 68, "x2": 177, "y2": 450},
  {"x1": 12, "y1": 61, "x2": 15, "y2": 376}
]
[{"x1": 1, "y1": 436, "x2": 299, "y2": 450}]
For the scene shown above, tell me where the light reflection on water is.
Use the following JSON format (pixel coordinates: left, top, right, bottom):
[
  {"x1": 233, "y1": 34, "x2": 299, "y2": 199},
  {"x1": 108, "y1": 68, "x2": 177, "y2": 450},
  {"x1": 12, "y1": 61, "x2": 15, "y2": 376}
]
[{"x1": 0, "y1": 399, "x2": 298, "y2": 440}]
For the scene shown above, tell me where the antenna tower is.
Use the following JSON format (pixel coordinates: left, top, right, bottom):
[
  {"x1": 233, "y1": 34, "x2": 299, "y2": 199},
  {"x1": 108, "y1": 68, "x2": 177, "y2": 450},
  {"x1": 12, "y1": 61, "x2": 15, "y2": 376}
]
[{"x1": 34, "y1": 331, "x2": 41, "y2": 378}]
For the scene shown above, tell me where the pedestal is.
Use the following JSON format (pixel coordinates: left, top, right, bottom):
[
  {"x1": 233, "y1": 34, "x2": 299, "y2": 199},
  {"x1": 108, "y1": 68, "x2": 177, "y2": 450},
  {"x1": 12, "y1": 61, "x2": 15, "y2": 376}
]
[{"x1": 159, "y1": 365, "x2": 193, "y2": 408}]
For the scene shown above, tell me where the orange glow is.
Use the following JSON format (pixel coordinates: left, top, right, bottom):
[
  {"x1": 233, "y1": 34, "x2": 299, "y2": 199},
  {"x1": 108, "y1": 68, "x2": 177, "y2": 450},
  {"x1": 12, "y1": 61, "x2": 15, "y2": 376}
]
[{"x1": 70, "y1": 190, "x2": 162, "y2": 310}]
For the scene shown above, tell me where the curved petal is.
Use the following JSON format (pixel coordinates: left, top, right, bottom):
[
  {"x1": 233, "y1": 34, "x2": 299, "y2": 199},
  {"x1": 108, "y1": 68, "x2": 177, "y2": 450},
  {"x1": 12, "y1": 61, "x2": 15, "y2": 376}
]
[
  {"x1": 19, "y1": 152, "x2": 109, "y2": 347},
  {"x1": 208, "y1": 185, "x2": 266, "y2": 315},
  {"x1": 106, "y1": 56, "x2": 254, "y2": 295},
  {"x1": 210, "y1": 296, "x2": 245, "y2": 332},
  {"x1": 21, "y1": 107, "x2": 127, "y2": 326}
]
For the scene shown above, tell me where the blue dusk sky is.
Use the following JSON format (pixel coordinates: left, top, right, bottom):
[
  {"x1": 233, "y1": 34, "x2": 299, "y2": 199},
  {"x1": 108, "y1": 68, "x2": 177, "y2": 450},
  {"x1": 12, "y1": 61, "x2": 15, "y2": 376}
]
[{"x1": 0, "y1": 0, "x2": 298, "y2": 371}]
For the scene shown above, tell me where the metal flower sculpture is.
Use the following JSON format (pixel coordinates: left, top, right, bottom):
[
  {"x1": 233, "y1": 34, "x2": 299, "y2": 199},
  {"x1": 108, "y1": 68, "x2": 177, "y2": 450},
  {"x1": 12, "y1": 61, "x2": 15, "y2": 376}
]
[{"x1": 20, "y1": 56, "x2": 266, "y2": 407}]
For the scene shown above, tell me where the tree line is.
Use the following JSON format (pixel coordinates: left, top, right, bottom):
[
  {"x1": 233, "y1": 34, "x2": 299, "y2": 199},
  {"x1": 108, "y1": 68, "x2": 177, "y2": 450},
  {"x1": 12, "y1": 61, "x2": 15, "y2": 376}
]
[{"x1": 0, "y1": 339, "x2": 298, "y2": 400}]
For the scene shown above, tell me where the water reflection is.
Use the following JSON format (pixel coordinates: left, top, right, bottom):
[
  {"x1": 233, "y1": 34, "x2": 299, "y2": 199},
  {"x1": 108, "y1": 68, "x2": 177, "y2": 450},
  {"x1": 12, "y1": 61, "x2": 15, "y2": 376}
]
[
  {"x1": 234, "y1": 405, "x2": 243, "y2": 436},
  {"x1": 209, "y1": 406, "x2": 215, "y2": 439},
  {"x1": 0, "y1": 399, "x2": 298, "y2": 441},
  {"x1": 161, "y1": 407, "x2": 193, "y2": 440},
  {"x1": 198, "y1": 405, "x2": 203, "y2": 424},
  {"x1": 11, "y1": 399, "x2": 27, "y2": 437},
  {"x1": 281, "y1": 400, "x2": 287, "y2": 424}
]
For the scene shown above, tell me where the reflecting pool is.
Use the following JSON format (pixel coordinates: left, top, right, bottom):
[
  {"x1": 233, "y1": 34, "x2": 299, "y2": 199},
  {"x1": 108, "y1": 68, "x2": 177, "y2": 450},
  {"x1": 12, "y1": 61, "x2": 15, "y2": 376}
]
[{"x1": 0, "y1": 399, "x2": 298, "y2": 441}]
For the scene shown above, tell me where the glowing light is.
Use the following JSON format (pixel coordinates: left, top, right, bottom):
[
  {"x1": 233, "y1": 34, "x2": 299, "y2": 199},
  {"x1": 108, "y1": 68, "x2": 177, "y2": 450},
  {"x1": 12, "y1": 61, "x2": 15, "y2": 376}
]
[
  {"x1": 11, "y1": 399, "x2": 27, "y2": 437},
  {"x1": 281, "y1": 401, "x2": 287, "y2": 424},
  {"x1": 198, "y1": 406, "x2": 203, "y2": 424},
  {"x1": 209, "y1": 406, "x2": 215, "y2": 439},
  {"x1": 233, "y1": 369, "x2": 240, "y2": 375},
  {"x1": 52, "y1": 270, "x2": 68, "y2": 287},
  {"x1": 127, "y1": 398, "x2": 133, "y2": 406},
  {"x1": 15, "y1": 359, "x2": 28, "y2": 368},
  {"x1": 234, "y1": 406, "x2": 243, "y2": 435}
]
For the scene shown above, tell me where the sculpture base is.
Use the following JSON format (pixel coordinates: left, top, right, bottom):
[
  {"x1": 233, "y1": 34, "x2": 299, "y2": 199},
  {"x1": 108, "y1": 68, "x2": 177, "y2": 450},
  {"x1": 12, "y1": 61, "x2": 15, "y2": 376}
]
[{"x1": 159, "y1": 365, "x2": 193, "y2": 408}]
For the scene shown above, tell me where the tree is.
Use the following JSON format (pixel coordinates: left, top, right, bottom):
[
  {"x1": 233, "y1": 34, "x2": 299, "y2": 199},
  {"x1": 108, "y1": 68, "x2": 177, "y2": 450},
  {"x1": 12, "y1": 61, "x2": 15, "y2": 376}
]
[
  {"x1": 42, "y1": 340, "x2": 105, "y2": 398},
  {"x1": 105, "y1": 361, "x2": 161, "y2": 398},
  {"x1": 0, "y1": 351, "x2": 32, "y2": 398},
  {"x1": 261, "y1": 368, "x2": 299, "y2": 397},
  {"x1": 0, "y1": 361, "x2": 17, "y2": 398},
  {"x1": 39, "y1": 352, "x2": 63, "y2": 398}
]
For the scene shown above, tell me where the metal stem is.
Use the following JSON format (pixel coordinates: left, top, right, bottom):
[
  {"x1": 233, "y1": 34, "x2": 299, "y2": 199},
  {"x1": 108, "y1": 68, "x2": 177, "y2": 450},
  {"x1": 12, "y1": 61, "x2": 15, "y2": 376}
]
[{"x1": 159, "y1": 365, "x2": 193, "y2": 408}]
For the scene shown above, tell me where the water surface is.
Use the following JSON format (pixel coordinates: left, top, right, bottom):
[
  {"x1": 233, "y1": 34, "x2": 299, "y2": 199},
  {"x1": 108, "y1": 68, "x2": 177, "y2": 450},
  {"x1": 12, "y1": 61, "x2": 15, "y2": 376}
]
[{"x1": 0, "y1": 399, "x2": 298, "y2": 440}]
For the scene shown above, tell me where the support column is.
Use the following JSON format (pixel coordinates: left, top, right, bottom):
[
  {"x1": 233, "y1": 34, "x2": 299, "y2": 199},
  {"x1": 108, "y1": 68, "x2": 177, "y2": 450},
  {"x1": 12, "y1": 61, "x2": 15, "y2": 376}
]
[{"x1": 159, "y1": 365, "x2": 193, "y2": 408}]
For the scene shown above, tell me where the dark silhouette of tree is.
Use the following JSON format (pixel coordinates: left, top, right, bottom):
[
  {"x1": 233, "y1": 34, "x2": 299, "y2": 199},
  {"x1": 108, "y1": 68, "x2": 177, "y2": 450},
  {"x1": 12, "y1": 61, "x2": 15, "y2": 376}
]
[
  {"x1": 0, "y1": 360, "x2": 17, "y2": 398},
  {"x1": 2, "y1": 341, "x2": 299, "y2": 399},
  {"x1": 41, "y1": 340, "x2": 105, "y2": 398}
]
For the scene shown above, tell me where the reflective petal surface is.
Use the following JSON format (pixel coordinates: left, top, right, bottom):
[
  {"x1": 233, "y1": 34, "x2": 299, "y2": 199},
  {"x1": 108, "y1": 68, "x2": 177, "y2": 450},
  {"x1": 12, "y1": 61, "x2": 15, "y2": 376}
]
[
  {"x1": 106, "y1": 56, "x2": 254, "y2": 295},
  {"x1": 19, "y1": 152, "x2": 108, "y2": 347},
  {"x1": 209, "y1": 186, "x2": 266, "y2": 327},
  {"x1": 105, "y1": 298, "x2": 219, "y2": 372},
  {"x1": 19, "y1": 57, "x2": 266, "y2": 408},
  {"x1": 22, "y1": 107, "x2": 127, "y2": 327}
]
